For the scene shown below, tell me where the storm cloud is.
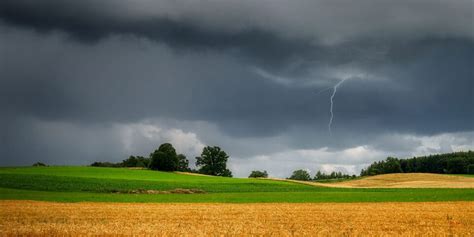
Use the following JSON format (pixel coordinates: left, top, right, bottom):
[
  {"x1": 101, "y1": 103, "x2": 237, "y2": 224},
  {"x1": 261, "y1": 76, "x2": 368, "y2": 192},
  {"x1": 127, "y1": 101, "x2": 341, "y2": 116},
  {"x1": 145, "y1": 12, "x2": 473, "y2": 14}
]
[{"x1": 1, "y1": 1, "x2": 473, "y2": 177}]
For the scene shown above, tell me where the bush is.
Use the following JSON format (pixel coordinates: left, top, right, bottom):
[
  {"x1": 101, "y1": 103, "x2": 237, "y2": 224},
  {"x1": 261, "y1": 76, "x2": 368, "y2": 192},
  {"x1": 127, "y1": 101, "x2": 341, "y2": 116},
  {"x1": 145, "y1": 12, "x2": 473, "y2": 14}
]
[
  {"x1": 90, "y1": 162, "x2": 121, "y2": 167},
  {"x1": 288, "y1": 169, "x2": 311, "y2": 181},
  {"x1": 249, "y1": 170, "x2": 268, "y2": 178},
  {"x1": 122, "y1": 156, "x2": 150, "y2": 168},
  {"x1": 32, "y1": 162, "x2": 47, "y2": 167}
]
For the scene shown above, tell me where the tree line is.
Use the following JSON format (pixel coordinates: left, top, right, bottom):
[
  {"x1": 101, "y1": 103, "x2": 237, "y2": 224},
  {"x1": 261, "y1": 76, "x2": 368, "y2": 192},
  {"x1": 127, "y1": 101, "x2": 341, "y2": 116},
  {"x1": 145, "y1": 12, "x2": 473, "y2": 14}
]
[
  {"x1": 253, "y1": 151, "x2": 474, "y2": 181},
  {"x1": 91, "y1": 143, "x2": 232, "y2": 177},
  {"x1": 286, "y1": 169, "x2": 356, "y2": 181},
  {"x1": 360, "y1": 151, "x2": 474, "y2": 176},
  {"x1": 247, "y1": 169, "x2": 356, "y2": 181},
  {"x1": 90, "y1": 146, "x2": 473, "y2": 179}
]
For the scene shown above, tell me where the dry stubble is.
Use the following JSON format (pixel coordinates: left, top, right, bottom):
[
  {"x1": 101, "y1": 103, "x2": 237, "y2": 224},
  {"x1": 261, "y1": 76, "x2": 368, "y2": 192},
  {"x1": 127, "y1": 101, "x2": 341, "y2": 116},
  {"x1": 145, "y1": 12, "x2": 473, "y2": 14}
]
[{"x1": 0, "y1": 201, "x2": 473, "y2": 236}]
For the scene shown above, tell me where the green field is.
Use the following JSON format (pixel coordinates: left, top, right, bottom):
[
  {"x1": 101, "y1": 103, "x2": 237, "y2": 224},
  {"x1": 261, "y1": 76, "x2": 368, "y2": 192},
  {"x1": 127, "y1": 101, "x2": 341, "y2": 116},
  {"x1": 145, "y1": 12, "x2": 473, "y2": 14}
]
[
  {"x1": 0, "y1": 166, "x2": 473, "y2": 203},
  {"x1": 454, "y1": 174, "x2": 474, "y2": 178}
]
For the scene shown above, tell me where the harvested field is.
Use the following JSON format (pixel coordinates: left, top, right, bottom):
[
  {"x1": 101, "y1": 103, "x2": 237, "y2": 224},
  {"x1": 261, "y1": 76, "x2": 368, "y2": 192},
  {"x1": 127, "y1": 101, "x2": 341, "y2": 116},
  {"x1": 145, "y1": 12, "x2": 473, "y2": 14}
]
[
  {"x1": 328, "y1": 173, "x2": 474, "y2": 188},
  {"x1": 282, "y1": 173, "x2": 474, "y2": 188},
  {"x1": 1, "y1": 201, "x2": 473, "y2": 236}
]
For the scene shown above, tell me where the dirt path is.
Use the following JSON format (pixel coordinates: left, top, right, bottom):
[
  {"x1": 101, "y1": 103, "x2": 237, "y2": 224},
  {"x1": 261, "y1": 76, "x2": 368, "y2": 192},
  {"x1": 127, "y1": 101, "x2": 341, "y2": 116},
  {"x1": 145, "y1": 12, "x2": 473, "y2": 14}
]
[{"x1": 1, "y1": 201, "x2": 472, "y2": 236}]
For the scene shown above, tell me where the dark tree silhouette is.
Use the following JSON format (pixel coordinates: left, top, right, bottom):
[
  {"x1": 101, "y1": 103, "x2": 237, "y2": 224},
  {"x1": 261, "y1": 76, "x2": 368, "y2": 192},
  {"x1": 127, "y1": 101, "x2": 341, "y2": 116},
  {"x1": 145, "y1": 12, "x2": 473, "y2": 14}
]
[
  {"x1": 196, "y1": 146, "x2": 232, "y2": 177},
  {"x1": 288, "y1": 169, "x2": 311, "y2": 181},
  {"x1": 177, "y1": 154, "x2": 190, "y2": 171},
  {"x1": 249, "y1": 170, "x2": 268, "y2": 178},
  {"x1": 149, "y1": 143, "x2": 179, "y2": 171}
]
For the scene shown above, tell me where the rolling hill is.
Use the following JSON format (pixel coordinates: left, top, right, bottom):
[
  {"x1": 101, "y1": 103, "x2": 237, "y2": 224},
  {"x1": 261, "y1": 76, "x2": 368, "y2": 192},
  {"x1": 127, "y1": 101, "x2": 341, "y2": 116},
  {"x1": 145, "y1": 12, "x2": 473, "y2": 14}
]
[
  {"x1": 0, "y1": 166, "x2": 473, "y2": 203},
  {"x1": 302, "y1": 173, "x2": 474, "y2": 188}
]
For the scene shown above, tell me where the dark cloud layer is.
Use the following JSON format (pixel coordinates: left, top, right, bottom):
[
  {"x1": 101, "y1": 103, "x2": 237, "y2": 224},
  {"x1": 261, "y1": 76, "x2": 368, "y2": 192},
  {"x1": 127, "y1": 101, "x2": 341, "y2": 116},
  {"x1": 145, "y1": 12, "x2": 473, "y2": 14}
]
[
  {"x1": 0, "y1": 0, "x2": 316, "y2": 68},
  {"x1": 0, "y1": 1, "x2": 473, "y2": 174}
]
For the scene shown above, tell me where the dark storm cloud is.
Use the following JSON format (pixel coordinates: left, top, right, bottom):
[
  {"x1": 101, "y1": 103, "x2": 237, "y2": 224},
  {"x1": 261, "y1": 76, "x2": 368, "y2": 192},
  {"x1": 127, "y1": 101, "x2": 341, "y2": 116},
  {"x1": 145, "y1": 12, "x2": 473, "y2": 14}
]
[
  {"x1": 0, "y1": 1, "x2": 473, "y2": 170},
  {"x1": 0, "y1": 0, "x2": 314, "y2": 68},
  {"x1": 1, "y1": 28, "x2": 471, "y2": 141},
  {"x1": 2, "y1": 0, "x2": 472, "y2": 41},
  {"x1": 2, "y1": 0, "x2": 472, "y2": 69}
]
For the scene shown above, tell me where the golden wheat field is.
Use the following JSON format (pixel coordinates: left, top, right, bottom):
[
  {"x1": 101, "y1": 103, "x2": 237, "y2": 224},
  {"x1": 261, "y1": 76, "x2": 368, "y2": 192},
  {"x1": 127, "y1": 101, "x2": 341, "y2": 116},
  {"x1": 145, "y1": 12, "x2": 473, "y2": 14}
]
[
  {"x1": 329, "y1": 173, "x2": 474, "y2": 188},
  {"x1": 0, "y1": 201, "x2": 473, "y2": 236},
  {"x1": 281, "y1": 173, "x2": 474, "y2": 189}
]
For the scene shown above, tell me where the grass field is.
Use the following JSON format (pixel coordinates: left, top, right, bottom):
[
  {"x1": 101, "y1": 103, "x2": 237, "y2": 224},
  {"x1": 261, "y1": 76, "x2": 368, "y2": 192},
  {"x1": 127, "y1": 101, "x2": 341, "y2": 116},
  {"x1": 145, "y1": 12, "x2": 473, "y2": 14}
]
[
  {"x1": 1, "y1": 201, "x2": 472, "y2": 236},
  {"x1": 0, "y1": 166, "x2": 318, "y2": 193},
  {"x1": 0, "y1": 166, "x2": 473, "y2": 203},
  {"x1": 455, "y1": 174, "x2": 474, "y2": 178}
]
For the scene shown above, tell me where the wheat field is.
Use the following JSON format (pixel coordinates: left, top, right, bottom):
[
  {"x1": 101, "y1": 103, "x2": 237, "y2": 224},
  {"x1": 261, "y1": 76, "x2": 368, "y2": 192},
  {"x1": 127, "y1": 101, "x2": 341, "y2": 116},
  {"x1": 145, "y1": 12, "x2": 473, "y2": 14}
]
[
  {"x1": 329, "y1": 173, "x2": 474, "y2": 188},
  {"x1": 1, "y1": 201, "x2": 472, "y2": 236},
  {"x1": 280, "y1": 173, "x2": 474, "y2": 189}
]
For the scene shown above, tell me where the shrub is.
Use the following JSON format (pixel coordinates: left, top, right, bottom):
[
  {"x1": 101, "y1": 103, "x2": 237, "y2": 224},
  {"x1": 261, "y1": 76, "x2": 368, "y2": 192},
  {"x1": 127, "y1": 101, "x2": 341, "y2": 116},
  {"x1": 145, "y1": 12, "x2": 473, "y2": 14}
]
[
  {"x1": 249, "y1": 170, "x2": 268, "y2": 178},
  {"x1": 288, "y1": 169, "x2": 311, "y2": 181},
  {"x1": 90, "y1": 162, "x2": 121, "y2": 167},
  {"x1": 121, "y1": 156, "x2": 150, "y2": 168},
  {"x1": 32, "y1": 162, "x2": 47, "y2": 167}
]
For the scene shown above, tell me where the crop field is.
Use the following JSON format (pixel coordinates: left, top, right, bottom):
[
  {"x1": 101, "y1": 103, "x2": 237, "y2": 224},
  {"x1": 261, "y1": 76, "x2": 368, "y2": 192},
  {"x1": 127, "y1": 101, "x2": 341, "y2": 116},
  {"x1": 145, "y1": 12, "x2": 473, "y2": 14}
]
[
  {"x1": 289, "y1": 173, "x2": 474, "y2": 188},
  {"x1": 1, "y1": 167, "x2": 474, "y2": 203},
  {"x1": 0, "y1": 167, "x2": 318, "y2": 193},
  {"x1": 1, "y1": 201, "x2": 473, "y2": 236},
  {"x1": 1, "y1": 167, "x2": 473, "y2": 236}
]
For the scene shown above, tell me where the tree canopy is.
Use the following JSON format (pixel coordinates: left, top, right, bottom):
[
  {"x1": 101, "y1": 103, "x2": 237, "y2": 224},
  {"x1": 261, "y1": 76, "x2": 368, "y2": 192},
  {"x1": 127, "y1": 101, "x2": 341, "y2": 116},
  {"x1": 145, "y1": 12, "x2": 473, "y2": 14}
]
[
  {"x1": 361, "y1": 151, "x2": 474, "y2": 176},
  {"x1": 249, "y1": 170, "x2": 268, "y2": 178},
  {"x1": 288, "y1": 169, "x2": 311, "y2": 181},
  {"x1": 196, "y1": 146, "x2": 232, "y2": 177},
  {"x1": 313, "y1": 170, "x2": 354, "y2": 180},
  {"x1": 149, "y1": 143, "x2": 179, "y2": 171},
  {"x1": 176, "y1": 154, "x2": 190, "y2": 172}
]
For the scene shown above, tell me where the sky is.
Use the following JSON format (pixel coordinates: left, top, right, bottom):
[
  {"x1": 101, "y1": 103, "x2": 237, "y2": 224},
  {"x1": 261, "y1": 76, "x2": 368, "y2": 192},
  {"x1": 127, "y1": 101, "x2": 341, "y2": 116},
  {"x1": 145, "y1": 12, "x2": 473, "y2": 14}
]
[{"x1": 1, "y1": 0, "x2": 473, "y2": 177}]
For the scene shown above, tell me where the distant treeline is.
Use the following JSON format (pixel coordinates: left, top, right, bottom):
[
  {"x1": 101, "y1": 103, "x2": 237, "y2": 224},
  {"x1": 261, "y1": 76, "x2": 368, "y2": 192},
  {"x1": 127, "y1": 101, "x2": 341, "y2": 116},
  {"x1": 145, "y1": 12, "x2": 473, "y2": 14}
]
[
  {"x1": 360, "y1": 151, "x2": 474, "y2": 176},
  {"x1": 313, "y1": 171, "x2": 356, "y2": 180},
  {"x1": 91, "y1": 156, "x2": 150, "y2": 168},
  {"x1": 284, "y1": 169, "x2": 357, "y2": 181}
]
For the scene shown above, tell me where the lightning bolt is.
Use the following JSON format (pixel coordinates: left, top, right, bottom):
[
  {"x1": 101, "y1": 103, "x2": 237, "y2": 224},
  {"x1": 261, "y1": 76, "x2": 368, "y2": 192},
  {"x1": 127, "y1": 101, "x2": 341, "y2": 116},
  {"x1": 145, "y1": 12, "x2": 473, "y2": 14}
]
[{"x1": 328, "y1": 78, "x2": 347, "y2": 135}]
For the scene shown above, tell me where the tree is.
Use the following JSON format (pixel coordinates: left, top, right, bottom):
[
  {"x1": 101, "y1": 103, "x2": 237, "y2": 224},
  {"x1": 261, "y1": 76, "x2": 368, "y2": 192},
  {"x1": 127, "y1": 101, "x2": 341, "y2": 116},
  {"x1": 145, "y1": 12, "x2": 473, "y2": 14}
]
[
  {"x1": 149, "y1": 143, "x2": 179, "y2": 171},
  {"x1": 360, "y1": 151, "x2": 474, "y2": 176},
  {"x1": 288, "y1": 169, "x2": 311, "y2": 181},
  {"x1": 249, "y1": 170, "x2": 268, "y2": 178},
  {"x1": 196, "y1": 146, "x2": 232, "y2": 177},
  {"x1": 447, "y1": 157, "x2": 468, "y2": 174},
  {"x1": 32, "y1": 162, "x2": 47, "y2": 167},
  {"x1": 177, "y1": 154, "x2": 190, "y2": 171},
  {"x1": 122, "y1": 156, "x2": 138, "y2": 167},
  {"x1": 383, "y1": 157, "x2": 403, "y2": 173},
  {"x1": 135, "y1": 156, "x2": 150, "y2": 168},
  {"x1": 468, "y1": 164, "x2": 474, "y2": 174},
  {"x1": 314, "y1": 170, "x2": 323, "y2": 180}
]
